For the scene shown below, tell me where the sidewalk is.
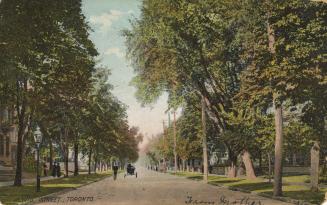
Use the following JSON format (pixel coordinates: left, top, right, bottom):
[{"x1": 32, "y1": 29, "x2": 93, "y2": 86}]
[
  {"x1": 0, "y1": 176, "x2": 63, "y2": 187},
  {"x1": 0, "y1": 171, "x2": 94, "y2": 187}
]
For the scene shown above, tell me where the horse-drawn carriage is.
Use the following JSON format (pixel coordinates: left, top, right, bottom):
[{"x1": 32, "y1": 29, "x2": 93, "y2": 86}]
[{"x1": 124, "y1": 164, "x2": 137, "y2": 178}]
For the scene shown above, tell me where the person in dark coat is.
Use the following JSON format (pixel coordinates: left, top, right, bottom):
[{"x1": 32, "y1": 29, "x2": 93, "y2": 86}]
[
  {"x1": 113, "y1": 162, "x2": 119, "y2": 180},
  {"x1": 52, "y1": 162, "x2": 57, "y2": 177}
]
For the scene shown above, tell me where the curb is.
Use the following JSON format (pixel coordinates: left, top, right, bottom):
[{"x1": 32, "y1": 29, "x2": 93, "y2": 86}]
[{"x1": 17, "y1": 173, "x2": 112, "y2": 205}]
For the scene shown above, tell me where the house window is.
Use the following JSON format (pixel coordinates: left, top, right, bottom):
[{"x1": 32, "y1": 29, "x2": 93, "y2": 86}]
[
  {"x1": 0, "y1": 136, "x2": 4, "y2": 156},
  {"x1": 6, "y1": 137, "x2": 10, "y2": 156}
]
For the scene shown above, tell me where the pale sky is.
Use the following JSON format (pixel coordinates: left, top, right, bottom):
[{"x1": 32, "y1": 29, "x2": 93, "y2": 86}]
[{"x1": 82, "y1": 0, "x2": 169, "y2": 148}]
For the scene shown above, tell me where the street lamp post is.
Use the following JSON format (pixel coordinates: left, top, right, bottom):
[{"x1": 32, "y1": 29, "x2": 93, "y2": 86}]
[{"x1": 34, "y1": 126, "x2": 42, "y2": 192}]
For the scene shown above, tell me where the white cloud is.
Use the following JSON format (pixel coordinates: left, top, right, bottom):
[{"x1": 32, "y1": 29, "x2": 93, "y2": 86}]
[
  {"x1": 104, "y1": 47, "x2": 124, "y2": 58},
  {"x1": 89, "y1": 10, "x2": 124, "y2": 33}
]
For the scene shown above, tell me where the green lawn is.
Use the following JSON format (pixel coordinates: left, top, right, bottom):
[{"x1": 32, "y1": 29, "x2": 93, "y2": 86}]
[
  {"x1": 172, "y1": 172, "x2": 326, "y2": 205},
  {"x1": 0, "y1": 171, "x2": 112, "y2": 205},
  {"x1": 262, "y1": 174, "x2": 327, "y2": 185},
  {"x1": 282, "y1": 175, "x2": 310, "y2": 183}
]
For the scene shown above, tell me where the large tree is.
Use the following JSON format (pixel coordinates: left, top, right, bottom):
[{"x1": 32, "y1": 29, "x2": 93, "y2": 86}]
[
  {"x1": 0, "y1": 0, "x2": 98, "y2": 185},
  {"x1": 238, "y1": 0, "x2": 326, "y2": 196}
]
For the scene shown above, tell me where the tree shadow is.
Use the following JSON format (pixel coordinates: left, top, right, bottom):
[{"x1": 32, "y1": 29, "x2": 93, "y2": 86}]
[
  {"x1": 209, "y1": 179, "x2": 245, "y2": 185},
  {"x1": 187, "y1": 176, "x2": 203, "y2": 180},
  {"x1": 230, "y1": 182, "x2": 273, "y2": 191}
]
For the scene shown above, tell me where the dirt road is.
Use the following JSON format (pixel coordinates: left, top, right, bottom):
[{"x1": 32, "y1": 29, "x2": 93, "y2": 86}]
[{"x1": 35, "y1": 167, "x2": 291, "y2": 205}]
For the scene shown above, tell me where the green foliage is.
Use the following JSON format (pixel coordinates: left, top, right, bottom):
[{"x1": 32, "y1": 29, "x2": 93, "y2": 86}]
[
  {"x1": 0, "y1": 0, "x2": 140, "y2": 183},
  {"x1": 126, "y1": 1, "x2": 327, "y2": 187}
]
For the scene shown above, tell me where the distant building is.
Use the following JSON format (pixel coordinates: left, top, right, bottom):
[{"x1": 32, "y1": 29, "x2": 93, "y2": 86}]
[
  {"x1": 0, "y1": 107, "x2": 17, "y2": 168},
  {"x1": 0, "y1": 107, "x2": 17, "y2": 181}
]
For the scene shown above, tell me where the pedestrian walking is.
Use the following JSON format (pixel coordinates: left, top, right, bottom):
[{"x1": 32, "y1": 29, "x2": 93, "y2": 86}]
[{"x1": 113, "y1": 162, "x2": 119, "y2": 180}]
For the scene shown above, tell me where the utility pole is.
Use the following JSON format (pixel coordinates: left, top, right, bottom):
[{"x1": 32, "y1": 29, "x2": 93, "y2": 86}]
[
  {"x1": 202, "y1": 97, "x2": 208, "y2": 183},
  {"x1": 173, "y1": 111, "x2": 177, "y2": 173}
]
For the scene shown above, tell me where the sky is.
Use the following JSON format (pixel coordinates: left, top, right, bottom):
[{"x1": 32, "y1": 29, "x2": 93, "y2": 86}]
[{"x1": 82, "y1": 0, "x2": 169, "y2": 148}]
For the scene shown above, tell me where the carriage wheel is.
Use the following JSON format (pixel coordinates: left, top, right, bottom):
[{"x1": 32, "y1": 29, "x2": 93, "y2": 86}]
[{"x1": 135, "y1": 172, "x2": 137, "y2": 178}]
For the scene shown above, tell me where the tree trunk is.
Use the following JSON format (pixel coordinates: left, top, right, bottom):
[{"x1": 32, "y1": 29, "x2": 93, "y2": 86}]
[
  {"x1": 259, "y1": 151, "x2": 262, "y2": 171},
  {"x1": 268, "y1": 152, "x2": 272, "y2": 183},
  {"x1": 202, "y1": 97, "x2": 208, "y2": 182},
  {"x1": 227, "y1": 147, "x2": 237, "y2": 178},
  {"x1": 14, "y1": 127, "x2": 23, "y2": 186},
  {"x1": 322, "y1": 160, "x2": 327, "y2": 177},
  {"x1": 49, "y1": 139, "x2": 53, "y2": 172},
  {"x1": 193, "y1": 159, "x2": 195, "y2": 172},
  {"x1": 88, "y1": 145, "x2": 92, "y2": 175},
  {"x1": 120, "y1": 159, "x2": 125, "y2": 170},
  {"x1": 310, "y1": 141, "x2": 320, "y2": 192},
  {"x1": 292, "y1": 153, "x2": 297, "y2": 166},
  {"x1": 74, "y1": 142, "x2": 79, "y2": 176},
  {"x1": 173, "y1": 111, "x2": 177, "y2": 173},
  {"x1": 267, "y1": 17, "x2": 284, "y2": 196},
  {"x1": 94, "y1": 143, "x2": 99, "y2": 173},
  {"x1": 162, "y1": 120, "x2": 167, "y2": 173},
  {"x1": 273, "y1": 104, "x2": 283, "y2": 197},
  {"x1": 227, "y1": 159, "x2": 237, "y2": 178},
  {"x1": 64, "y1": 146, "x2": 69, "y2": 177},
  {"x1": 182, "y1": 159, "x2": 186, "y2": 172},
  {"x1": 63, "y1": 128, "x2": 69, "y2": 177},
  {"x1": 242, "y1": 150, "x2": 257, "y2": 179},
  {"x1": 94, "y1": 160, "x2": 97, "y2": 173},
  {"x1": 13, "y1": 80, "x2": 28, "y2": 186}
]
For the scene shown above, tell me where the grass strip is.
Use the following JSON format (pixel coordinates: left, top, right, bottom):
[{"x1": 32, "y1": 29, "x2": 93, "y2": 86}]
[
  {"x1": 171, "y1": 171, "x2": 326, "y2": 204},
  {"x1": 0, "y1": 171, "x2": 112, "y2": 205}
]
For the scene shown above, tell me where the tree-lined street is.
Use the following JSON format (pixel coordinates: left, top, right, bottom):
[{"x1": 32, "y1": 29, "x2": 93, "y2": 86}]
[
  {"x1": 0, "y1": 0, "x2": 326, "y2": 204},
  {"x1": 35, "y1": 167, "x2": 291, "y2": 205}
]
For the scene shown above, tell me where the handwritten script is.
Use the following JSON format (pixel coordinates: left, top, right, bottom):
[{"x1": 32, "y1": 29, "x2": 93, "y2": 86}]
[{"x1": 185, "y1": 193, "x2": 263, "y2": 205}]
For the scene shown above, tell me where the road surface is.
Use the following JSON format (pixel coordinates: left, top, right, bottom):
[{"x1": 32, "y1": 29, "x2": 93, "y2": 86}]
[{"x1": 35, "y1": 167, "x2": 291, "y2": 205}]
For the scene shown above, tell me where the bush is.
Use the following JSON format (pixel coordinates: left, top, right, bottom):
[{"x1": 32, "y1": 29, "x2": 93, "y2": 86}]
[
  {"x1": 22, "y1": 154, "x2": 44, "y2": 174},
  {"x1": 23, "y1": 155, "x2": 35, "y2": 173}
]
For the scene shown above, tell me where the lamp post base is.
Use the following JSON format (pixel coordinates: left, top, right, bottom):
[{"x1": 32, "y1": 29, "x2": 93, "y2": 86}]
[{"x1": 36, "y1": 175, "x2": 40, "y2": 192}]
